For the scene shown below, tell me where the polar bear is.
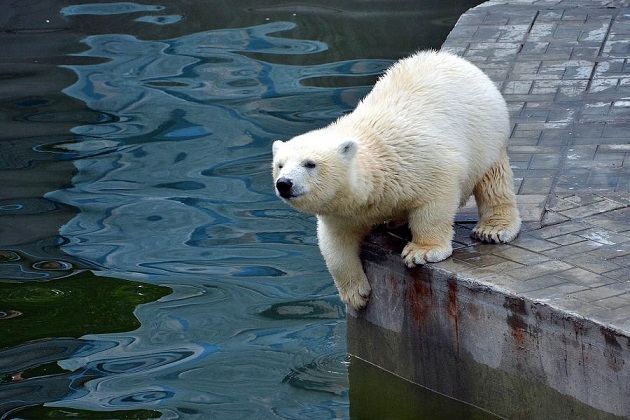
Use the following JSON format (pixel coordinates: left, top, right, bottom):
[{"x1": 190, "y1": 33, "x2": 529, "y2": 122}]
[{"x1": 272, "y1": 50, "x2": 521, "y2": 310}]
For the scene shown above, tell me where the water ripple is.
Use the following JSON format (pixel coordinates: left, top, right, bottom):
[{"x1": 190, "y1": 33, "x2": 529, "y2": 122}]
[
  {"x1": 107, "y1": 388, "x2": 174, "y2": 405},
  {"x1": 60, "y1": 3, "x2": 165, "y2": 16},
  {"x1": 90, "y1": 345, "x2": 219, "y2": 375},
  {"x1": 43, "y1": 17, "x2": 392, "y2": 419},
  {"x1": 135, "y1": 15, "x2": 182, "y2": 25},
  {"x1": 57, "y1": 21, "x2": 386, "y2": 143},
  {"x1": 260, "y1": 299, "x2": 345, "y2": 320},
  {"x1": 283, "y1": 352, "x2": 350, "y2": 396}
]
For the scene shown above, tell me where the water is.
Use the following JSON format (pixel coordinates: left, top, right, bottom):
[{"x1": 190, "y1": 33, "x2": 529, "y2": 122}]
[{"x1": 0, "y1": 1, "x2": 480, "y2": 418}]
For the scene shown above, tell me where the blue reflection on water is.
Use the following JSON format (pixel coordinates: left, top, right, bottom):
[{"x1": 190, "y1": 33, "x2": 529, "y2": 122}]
[
  {"x1": 61, "y1": 2, "x2": 166, "y2": 16},
  {"x1": 46, "y1": 16, "x2": 390, "y2": 418}
]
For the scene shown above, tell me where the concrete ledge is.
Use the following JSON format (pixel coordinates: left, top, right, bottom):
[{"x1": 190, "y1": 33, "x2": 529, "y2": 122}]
[
  {"x1": 347, "y1": 0, "x2": 630, "y2": 416},
  {"x1": 349, "y1": 226, "x2": 626, "y2": 418}
]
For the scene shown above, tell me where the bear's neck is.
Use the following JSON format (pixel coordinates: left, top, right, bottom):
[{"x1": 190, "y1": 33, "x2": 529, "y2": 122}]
[
  {"x1": 315, "y1": 123, "x2": 386, "y2": 217},
  {"x1": 319, "y1": 147, "x2": 385, "y2": 219}
]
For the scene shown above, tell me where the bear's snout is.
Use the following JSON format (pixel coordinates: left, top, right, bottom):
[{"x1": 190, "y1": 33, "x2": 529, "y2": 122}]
[{"x1": 276, "y1": 177, "x2": 294, "y2": 199}]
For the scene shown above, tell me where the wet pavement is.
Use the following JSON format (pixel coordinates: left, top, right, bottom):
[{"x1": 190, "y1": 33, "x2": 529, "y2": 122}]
[
  {"x1": 442, "y1": 0, "x2": 630, "y2": 333},
  {"x1": 350, "y1": 1, "x2": 630, "y2": 417}
]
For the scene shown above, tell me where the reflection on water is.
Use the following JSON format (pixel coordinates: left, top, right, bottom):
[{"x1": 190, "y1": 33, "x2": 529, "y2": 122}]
[
  {"x1": 0, "y1": 0, "x2": 480, "y2": 418},
  {"x1": 38, "y1": 18, "x2": 379, "y2": 419},
  {"x1": 49, "y1": 21, "x2": 386, "y2": 285}
]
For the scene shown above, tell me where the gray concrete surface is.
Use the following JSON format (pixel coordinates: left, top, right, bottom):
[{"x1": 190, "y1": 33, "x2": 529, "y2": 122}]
[{"x1": 348, "y1": 0, "x2": 630, "y2": 417}]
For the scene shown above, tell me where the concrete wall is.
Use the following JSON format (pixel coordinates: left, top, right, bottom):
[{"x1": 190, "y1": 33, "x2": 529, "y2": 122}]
[{"x1": 347, "y1": 227, "x2": 628, "y2": 419}]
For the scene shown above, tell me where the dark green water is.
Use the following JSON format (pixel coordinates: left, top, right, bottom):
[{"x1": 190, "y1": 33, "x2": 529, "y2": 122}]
[{"x1": 0, "y1": 1, "x2": 481, "y2": 418}]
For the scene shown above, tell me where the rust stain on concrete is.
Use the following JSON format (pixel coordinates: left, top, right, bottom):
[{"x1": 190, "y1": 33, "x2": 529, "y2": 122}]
[
  {"x1": 602, "y1": 327, "x2": 625, "y2": 372},
  {"x1": 410, "y1": 277, "x2": 433, "y2": 324},
  {"x1": 507, "y1": 313, "x2": 527, "y2": 346},
  {"x1": 447, "y1": 277, "x2": 460, "y2": 351},
  {"x1": 504, "y1": 296, "x2": 527, "y2": 316},
  {"x1": 447, "y1": 278, "x2": 458, "y2": 321}
]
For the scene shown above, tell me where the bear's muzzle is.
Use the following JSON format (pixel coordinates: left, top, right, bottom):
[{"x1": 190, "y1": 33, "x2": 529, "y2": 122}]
[{"x1": 275, "y1": 177, "x2": 294, "y2": 199}]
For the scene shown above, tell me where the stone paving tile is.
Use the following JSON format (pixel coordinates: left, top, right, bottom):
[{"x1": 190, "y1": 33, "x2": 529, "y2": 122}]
[
  {"x1": 518, "y1": 177, "x2": 555, "y2": 194},
  {"x1": 475, "y1": 259, "x2": 526, "y2": 275},
  {"x1": 593, "y1": 294, "x2": 630, "y2": 310},
  {"x1": 594, "y1": 308, "x2": 630, "y2": 330},
  {"x1": 507, "y1": 260, "x2": 573, "y2": 280},
  {"x1": 531, "y1": 220, "x2": 590, "y2": 238},
  {"x1": 509, "y1": 233, "x2": 560, "y2": 252},
  {"x1": 542, "y1": 239, "x2": 604, "y2": 258},
  {"x1": 588, "y1": 241, "x2": 630, "y2": 260},
  {"x1": 457, "y1": 252, "x2": 510, "y2": 268},
  {"x1": 475, "y1": 273, "x2": 527, "y2": 291},
  {"x1": 549, "y1": 192, "x2": 602, "y2": 210},
  {"x1": 546, "y1": 233, "x2": 586, "y2": 245},
  {"x1": 515, "y1": 194, "x2": 548, "y2": 221},
  {"x1": 517, "y1": 274, "x2": 570, "y2": 292},
  {"x1": 525, "y1": 281, "x2": 590, "y2": 300},
  {"x1": 570, "y1": 281, "x2": 630, "y2": 301},
  {"x1": 550, "y1": 295, "x2": 614, "y2": 320},
  {"x1": 540, "y1": 210, "x2": 570, "y2": 226},
  {"x1": 606, "y1": 267, "x2": 630, "y2": 280},
  {"x1": 576, "y1": 228, "x2": 630, "y2": 245},
  {"x1": 557, "y1": 199, "x2": 626, "y2": 218},
  {"x1": 435, "y1": 257, "x2": 481, "y2": 277},
  {"x1": 554, "y1": 267, "x2": 618, "y2": 287},
  {"x1": 610, "y1": 254, "x2": 630, "y2": 267},
  {"x1": 562, "y1": 252, "x2": 624, "y2": 274},
  {"x1": 493, "y1": 245, "x2": 551, "y2": 265},
  {"x1": 439, "y1": 0, "x2": 630, "y2": 333}
]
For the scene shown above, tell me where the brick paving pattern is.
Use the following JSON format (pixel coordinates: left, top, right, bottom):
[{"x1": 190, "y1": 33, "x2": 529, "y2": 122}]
[{"x1": 435, "y1": 0, "x2": 630, "y2": 332}]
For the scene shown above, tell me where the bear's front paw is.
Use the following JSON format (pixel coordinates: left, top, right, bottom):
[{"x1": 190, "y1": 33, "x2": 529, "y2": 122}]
[
  {"x1": 402, "y1": 242, "x2": 452, "y2": 267},
  {"x1": 338, "y1": 277, "x2": 372, "y2": 310}
]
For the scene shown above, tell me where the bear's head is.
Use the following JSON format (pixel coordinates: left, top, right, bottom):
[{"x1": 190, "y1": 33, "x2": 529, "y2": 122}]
[{"x1": 272, "y1": 132, "x2": 358, "y2": 215}]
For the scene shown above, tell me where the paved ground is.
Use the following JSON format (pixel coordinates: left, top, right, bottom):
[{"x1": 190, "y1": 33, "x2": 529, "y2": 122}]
[
  {"x1": 434, "y1": 0, "x2": 630, "y2": 332},
  {"x1": 350, "y1": 2, "x2": 630, "y2": 415}
]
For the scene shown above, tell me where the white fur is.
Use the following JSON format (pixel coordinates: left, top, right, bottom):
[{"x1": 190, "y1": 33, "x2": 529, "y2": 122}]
[{"x1": 272, "y1": 50, "x2": 521, "y2": 310}]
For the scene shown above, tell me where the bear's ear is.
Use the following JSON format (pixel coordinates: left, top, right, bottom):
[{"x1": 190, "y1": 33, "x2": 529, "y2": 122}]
[
  {"x1": 338, "y1": 139, "x2": 358, "y2": 160},
  {"x1": 272, "y1": 140, "x2": 284, "y2": 156}
]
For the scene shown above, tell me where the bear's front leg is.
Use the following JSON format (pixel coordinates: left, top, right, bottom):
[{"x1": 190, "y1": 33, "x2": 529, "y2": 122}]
[
  {"x1": 317, "y1": 217, "x2": 371, "y2": 310},
  {"x1": 403, "y1": 200, "x2": 457, "y2": 267}
]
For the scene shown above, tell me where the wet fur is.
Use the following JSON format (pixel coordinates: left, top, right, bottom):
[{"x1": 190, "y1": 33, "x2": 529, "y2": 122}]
[{"x1": 272, "y1": 50, "x2": 521, "y2": 309}]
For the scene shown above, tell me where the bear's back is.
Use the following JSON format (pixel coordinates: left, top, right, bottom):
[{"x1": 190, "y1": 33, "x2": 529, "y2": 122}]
[
  {"x1": 333, "y1": 50, "x2": 511, "y2": 209},
  {"x1": 358, "y1": 51, "x2": 509, "y2": 148}
]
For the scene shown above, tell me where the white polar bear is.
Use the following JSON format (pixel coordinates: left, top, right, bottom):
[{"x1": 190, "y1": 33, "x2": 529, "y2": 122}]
[{"x1": 272, "y1": 50, "x2": 521, "y2": 310}]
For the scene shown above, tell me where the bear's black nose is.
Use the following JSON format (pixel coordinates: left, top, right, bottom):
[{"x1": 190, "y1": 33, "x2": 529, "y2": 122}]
[{"x1": 276, "y1": 177, "x2": 293, "y2": 198}]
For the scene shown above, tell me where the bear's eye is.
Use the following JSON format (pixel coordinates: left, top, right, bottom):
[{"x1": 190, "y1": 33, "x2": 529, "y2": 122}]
[
  {"x1": 303, "y1": 160, "x2": 317, "y2": 169},
  {"x1": 277, "y1": 163, "x2": 284, "y2": 169}
]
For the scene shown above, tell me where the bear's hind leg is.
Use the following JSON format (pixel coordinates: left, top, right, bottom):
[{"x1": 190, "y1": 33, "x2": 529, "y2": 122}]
[{"x1": 472, "y1": 149, "x2": 521, "y2": 243}]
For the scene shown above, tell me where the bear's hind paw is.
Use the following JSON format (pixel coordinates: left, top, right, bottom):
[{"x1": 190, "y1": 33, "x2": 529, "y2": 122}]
[{"x1": 472, "y1": 219, "x2": 521, "y2": 244}]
